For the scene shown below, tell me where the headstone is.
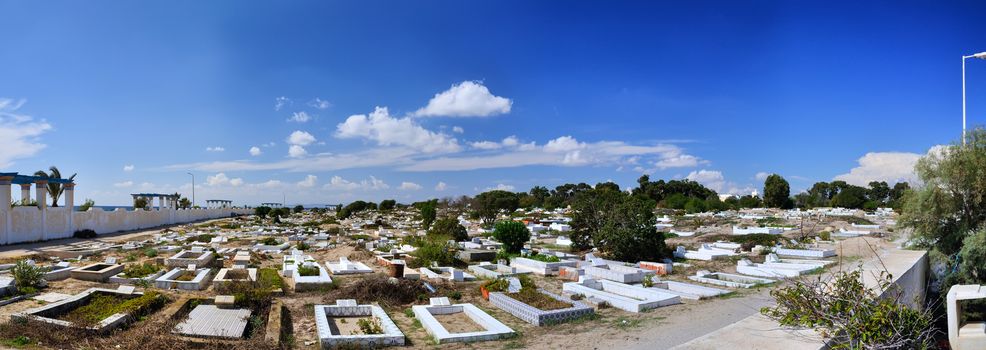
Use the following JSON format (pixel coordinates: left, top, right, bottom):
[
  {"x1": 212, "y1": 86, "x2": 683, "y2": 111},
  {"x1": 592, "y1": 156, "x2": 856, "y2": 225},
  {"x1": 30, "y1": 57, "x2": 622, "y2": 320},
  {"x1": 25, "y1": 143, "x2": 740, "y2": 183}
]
[
  {"x1": 55, "y1": 261, "x2": 71, "y2": 268},
  {"x1": 336, "y1": 299, "x2": 357, "y2": 306},
  {"x1": 104, "y1": 257, "x2": 117, "y2": 264},
  {"x1": 215, "y1": 295, "x2": 235, "y2": 308},
  {"x1": 507, "y1": 277, "x2": 522, "y2": 293},
  {"x1": 430, "y1": 297, "x2": 451, "y2": 306},
  {"x1": 191, "y1": 246, "x2": 204, "y2": 253},
  {"x1": 117, "y1": 285, "x2": 136, "y2": 294},
  {"x1": 187, "y1": 264, "x2": 197, "y2": 271}
]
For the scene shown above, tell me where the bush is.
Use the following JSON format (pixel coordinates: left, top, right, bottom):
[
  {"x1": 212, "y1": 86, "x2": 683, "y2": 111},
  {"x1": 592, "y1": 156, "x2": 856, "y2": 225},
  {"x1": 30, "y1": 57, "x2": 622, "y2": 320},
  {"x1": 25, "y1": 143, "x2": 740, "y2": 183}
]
[
  {"x1": 526, "y1": 253, "x2": 560, "y2": 263},
  {"x1": 63, "y1": 291, "x2": 165, "y2": 326},
  {"x1": 409, "y1": 236, "x2": 457, "y2": 268},
  {"x1": 142, "y1": 248, "x2": 158, "y2": 258},
  {"x1": 429, "y1": 217, "x2": 468, "y2": 242},
  {"x1": 260, "y1": 237, "x2": 280, "y2": 246},
  {"x1": 73, "y1": 229, "x2": 97, "y2": 239},
  {"x1": 11, "y1": 260, "x2": 44, "y2": 294},
  {"x1": 492, "y1": 221, "x2": 530, "y2": 254},
  {"x1": 297, "y1": 265, "x2": 320, "y2": 277},
  {"x1": 121, "y1": 263, "x2": 161, "y2": 279},
  {"x1": 356, "y1": 318, "x2": 383, "y2": 335}
]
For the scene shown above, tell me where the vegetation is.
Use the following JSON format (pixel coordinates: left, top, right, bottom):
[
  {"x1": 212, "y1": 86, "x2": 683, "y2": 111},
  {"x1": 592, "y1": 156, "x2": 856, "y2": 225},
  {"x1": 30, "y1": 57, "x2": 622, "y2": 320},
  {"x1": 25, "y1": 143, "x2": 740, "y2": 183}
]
[
  {"x1": 259, "y1": 237, "x2": 280, "y2": 246},
  {"x1": 78, "y1": 198, "x2": 95, "y2": 211},
  {"x1": 337, "y1": 200, "x2": 375, "y2": 220},
  {"x1": 763, "y1": 174, "x2": 792, "y2": 209},
  {"x1": 793, "y1": 180, "x2": 909, "y2": 210},
  {"x1": 379, "y1": 199, "x2": 397, "y2": 211},
  {"x1": 474, "y1": 190, "x2": 520, "y2": 225},
  {"x1": 121, "y1": 262, "x2": 161, "y2": 279},
  {"x1": 11, "y1": 260, "x2": 44, "y2": 295},
  {"x1": 292, "y1": 205, "x2": 304, "y2": 213},
  {"x1": 185, "y1": 234, "x2": 215, "y2": 243},
  {"x1": 571, "y1": 186, "x2": 670, "y2": 262},
  {"x1": 142, "y1": 248, "x2": 158, "y2": 258},
  {"x1": 133, "y1": 197, "x2": 147, "y2": 210},
  {"x1": 409, "y1": 235, "x2": 457, "y2": 268},
  {"x1": 255, "y1": 206, "x2": 272, "y2": 218},
  {"x1": 418, "y1": 200, "x2": 437, "y2": 229},
  {"x1": 61, "y1": 291, "x2": 165, "y2": 326},
  {"x1": 257, "y1": 268, "x2": 284, "y2": 290},
  {"x1": 33, "y1": 166, "x2": 75, "y2": 207},
  {"x1": 296, "y1": 241, "x2": 311, "y2": 251},
  {"x1": 334, "y1": 276, "x2": 429, "y2": 307},
  {"x1": 356, "y1": 318, "x2": 384, "y2": 335},
  {"x1": 761, "y1": 269, "x2": 937, "y2": 349},
  {"x1": 297, "y1": 265, "x2": 320, "y2": 277},
  {"x1": 492, "y1": 221, "x2": 530, "y2": 254},
  {"x1": 526, "y1": 252, "x2": 560, "y2": 263},
  {"x1": 429, "y1": 217, "x2": 468, "y2": 242}
]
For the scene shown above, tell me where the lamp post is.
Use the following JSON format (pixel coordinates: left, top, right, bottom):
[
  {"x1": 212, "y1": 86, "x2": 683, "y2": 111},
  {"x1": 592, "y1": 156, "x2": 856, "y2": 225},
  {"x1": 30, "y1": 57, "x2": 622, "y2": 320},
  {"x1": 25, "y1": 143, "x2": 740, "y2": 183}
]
[
  {"x1": 187, "y1": 172, "x2": 195, "y2": 208},
  {"x1": 962, "y1": 52, "x2": 986, "y2": 145}
]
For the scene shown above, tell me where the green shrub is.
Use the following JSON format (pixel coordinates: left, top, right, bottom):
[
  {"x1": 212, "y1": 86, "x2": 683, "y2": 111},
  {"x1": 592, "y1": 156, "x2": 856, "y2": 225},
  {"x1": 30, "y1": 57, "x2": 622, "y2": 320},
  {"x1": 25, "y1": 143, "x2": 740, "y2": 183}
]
[
  {"x1": 143, "y1": 248, "x2": 158, "y2": 258},
  {"x1": 297, "y1": 265, "x2": 320, "y2": 277},
  {"x1": 526, "y1": 253, "x2": 560, "y2": 263},
  {"x1": 409, "y1": 236, "x2": 457, "y2": 268},
  {"x1": 492, "y1": 221, "x2": 531, "y2": 254},
  {"x1": 63, "y1": 291, "x2": 165, "y2": 325},
  {"x1": 258, "y1": 268, "x2": 284, "y2": 290},
  {"x1": 11, "y1": 260, "x2": 44, "y2": 294},
  {"x1": 260, "y1": 237, "x2": 280, "y2": 245},
  {"x1": 356, "y1": 318, "x2": 383, "y2": 335},
  {"x1": 121, "y1": 262, "x2": 161, "y2": 279}
]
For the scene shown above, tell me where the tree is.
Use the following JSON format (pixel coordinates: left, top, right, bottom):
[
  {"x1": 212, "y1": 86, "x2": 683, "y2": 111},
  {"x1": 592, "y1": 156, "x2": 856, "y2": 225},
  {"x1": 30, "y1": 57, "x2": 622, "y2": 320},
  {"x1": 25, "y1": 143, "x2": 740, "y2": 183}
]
[
  {"x1": 255, "y1": 206, "x2": 272, "y2": 219},
  {"x1": 379, "y1": 199, "x2": 397, "y2": 211},
  {"x1": 293, "y1": 205, "x2": 304, "y2": 213},
  {"x1": 178, "y1": 197, "x2": 192, "y2": 209},
  {"x1": 79, "y1": 198, "x2": 95, "y2": 211},
  {"x1": 763, "y1": 174, "x2": 790, "y2": 208},
  {"x1": 33, "y1": 166, "x2": 76, "y2": 207},
  {"x1": 133, "y1": 197, "x2": 148, "y2": 210},
  {"x1": 419, "y1": 200, "x2": 437, "y2": 229},
  {"x1": 429, "y1": 217, "x2": 468, "y2": 242},
  {"x1": 594, "y1": 194, "x2": 669, "y2": 262},
  {"x1": 474, "y1": 190, "x2": 519, "y2": 226},
  {"x1": 492, "y1": 221, "x2": 530, "y2": 254},
  {"x1": 867, "y1": 181, "x2": 891, "y2": 205},
  {"x1": 830, "y1": 185, "x2": 868, "y2": 209},
  {"x1": 570, "y1": 185, "x2": 625, "y2": 250},
  {"x1": 888, "y1": 182, "x2": 910, "y2": 210}
]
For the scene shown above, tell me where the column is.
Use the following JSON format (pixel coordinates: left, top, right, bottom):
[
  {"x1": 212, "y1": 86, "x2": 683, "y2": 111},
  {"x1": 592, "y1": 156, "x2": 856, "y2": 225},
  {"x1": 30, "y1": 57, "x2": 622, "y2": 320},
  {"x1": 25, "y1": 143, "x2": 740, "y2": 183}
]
[
  {"x1": 0, "y1": 175, "x2": 13, "y2": 245},
  {"x1": 36, "y1": 180, "x2": 47, "y2": 241},
  {"x1": 63, "y1": 183, "x2": 75, "y2": 236},
  {"x1": 20, "y1": 184, "x2": 30, "y2": 205}
]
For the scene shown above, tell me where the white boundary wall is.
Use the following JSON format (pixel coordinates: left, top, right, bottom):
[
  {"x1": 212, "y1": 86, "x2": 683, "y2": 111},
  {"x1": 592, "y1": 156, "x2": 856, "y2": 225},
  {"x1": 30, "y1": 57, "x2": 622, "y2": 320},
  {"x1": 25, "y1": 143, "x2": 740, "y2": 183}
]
[{"x1": 0, "y1": 207, "x2": 251, "y2": 245}]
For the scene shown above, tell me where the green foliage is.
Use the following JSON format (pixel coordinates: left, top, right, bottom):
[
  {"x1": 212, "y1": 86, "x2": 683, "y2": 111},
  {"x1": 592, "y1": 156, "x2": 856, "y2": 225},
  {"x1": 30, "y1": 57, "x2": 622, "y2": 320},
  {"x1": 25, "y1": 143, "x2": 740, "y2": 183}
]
[
  {"x1": 409, "y1": 235, "x2": 457, "y2": 268},
  {"x1": 761, "y1": 270, "x2": 936, "y2": 349},
  {"x1": 428, "y1": 217, "x2": 468, "y2": 242},
  {"x1": 11, "y1": 260, "x2": 44, "y2": 294},
  {"x1": 356, "y1": 318, "x2": 384, "y2": 335},
  {"x1": 78, "y1": 198, "x2": 95, "y2": 211},
  {"x1": 492, "y1": 221, "x2": 530, "y2": 254},
  {"x1": 474, "y1": 190, "x2": 520, "y2": 226},
  {"x1": 132, "y1": 197, "x2": 148, "y2": 210},
  {"x1": 254, "y1": 206, "x2": 272, "y2": 219},
  {"x1": 121, "y1": 262, "x2": 161, "y2": 278},
  {"x1": 260, "y1": 237, "x2": 280, "y2": 245},
  {"x1": 292, "y1": 205, "x2": 304, "y2": 213},
  {"x1": 63, "y1": 291, "x2": 165, "y2": 326},
  {"x1": 143, "y1": 248, "x2": 158, "y2": 258},
  {"x1": 526, "y1": 252, "x2": 560, "y2": 263},
  {"x1": 633, "y1": 175, "x2": 717, "y2": 205},
  {"x1": 258, "y1": 268, "x2": 284, "y2": 290},
  {"x1": 297, "y1": 264, "x2": 320, "y2": 277},
  {"x1": 379, "y1": 199, "x2": 397, "y2": 211},
  {"x1": 185, "y1": 234, "x2": 215, "y2": 243},
  {"x1": 571, "y1": 187, "x2": 670, "y2": 262},
  {"x1": 763, "y1": 174, "x2": 791, "y2": 208},
  {"x1": 33, "y1": 166, "x2": 75, "y2": 207},
  {"x1": 296, "y1": 241, "x2": 311, "y2": 251},
  {"x1": 419, "y1": 200, "x2": 437, "y2": 229},
  {"x1": 337, "y1": 200, "x2": 374, "y2": 219}
]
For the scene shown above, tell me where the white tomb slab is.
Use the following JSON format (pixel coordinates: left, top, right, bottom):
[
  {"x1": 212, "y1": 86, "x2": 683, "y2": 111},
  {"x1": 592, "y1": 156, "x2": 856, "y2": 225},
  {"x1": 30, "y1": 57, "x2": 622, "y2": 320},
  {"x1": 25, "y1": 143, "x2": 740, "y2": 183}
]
[
  {"x1": 689, "y1": 271, "x2": 775, "y2": 288},
  {"x1": 412, "y1": 300, "x2": 514, "y2": 344},
  {"x1": 648, "y1": 278, "x2": 730, "y2": 300},
  {"x1": 562, "y1": 278, "x2": 680, "y2": 312}
]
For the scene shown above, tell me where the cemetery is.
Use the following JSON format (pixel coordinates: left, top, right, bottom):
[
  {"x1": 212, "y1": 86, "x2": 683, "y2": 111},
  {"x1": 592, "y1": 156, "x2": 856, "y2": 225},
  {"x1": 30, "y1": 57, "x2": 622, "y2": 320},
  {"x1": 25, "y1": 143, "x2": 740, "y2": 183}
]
[
  {"x1": 314, "y1": 299, "x2": 405, "y2": 348},
  {"x1": 562, "y1": 278, "x2": 681, "y2": 312},
  {"x1": 412, "y1": 297, "x2": 515, "y2": 344},
  {"x1": 13, "y1": 287, "x2": 164, "y2": 333}
]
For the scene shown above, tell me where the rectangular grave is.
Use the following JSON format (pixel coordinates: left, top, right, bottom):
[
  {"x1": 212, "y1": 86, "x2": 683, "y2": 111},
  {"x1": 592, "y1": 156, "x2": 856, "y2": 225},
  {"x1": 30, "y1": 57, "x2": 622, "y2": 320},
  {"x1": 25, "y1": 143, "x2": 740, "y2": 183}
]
[
  {"x1": 314, "y1": 300, "x2": 405, "y2": 348},
  {"x1": 489, "y1": 289, "x2": 593, "y2": 326},
  {"x1": 562, "y1": 279, "x2": 680, "y2": 312},
  {"x1": 412, "y1": 302, "x2": 514, "y2": 344}
]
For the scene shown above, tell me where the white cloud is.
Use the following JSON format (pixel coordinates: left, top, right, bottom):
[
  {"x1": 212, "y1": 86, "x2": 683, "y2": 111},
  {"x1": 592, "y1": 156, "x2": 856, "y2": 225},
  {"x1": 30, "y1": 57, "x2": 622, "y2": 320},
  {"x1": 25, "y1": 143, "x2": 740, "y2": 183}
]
[
  {"x1": 205, "y1": 172, "x2": 244, "y2": 187},
  {"x1": 249, "y1": 146, "x2": 262, "y2": 156},
  {"x1": 686, "y1": 169, "x2": 755, "y2": 196},
  {"x1": 308, "y1": 98, "x2": 331, "y2": 110},
  {"x1": 123, "y1": 165, "x2": 135, "y2": 172},
  {"x1": 544, "y1": 136, "x2": 584, "y2": 153},
  {"x1": 833, "y1": 147, "x2": 941, "y2": 186},
  {"x1": 653, "y1": 154, "x2": 705, "y2": 170},
  {"x1": 323, "y1": 175, "x2": 389, "y2": 191},
  {"x1": 414, "y1": 81, "x2": 512, "y2": 117},
  {"x1": 486, "y1": 183, "x2": 515, "y2": 191},
  {"x1": 336, "y1": 107, "x2": 461, "y2": 153},
  {"x1": 251, "y1": 180, "x2": 283, "y2": 189},
  {"x1": 398, "y1": 181, "x2": 423, "y2": 190},
  {"x1": 435, "y1": 182, "x2": 448, "y2": 191},
  {"x1": 297, "y1": 175, "x2": 317, "y2": 188},
  {"x1": 206, "y1": 146, "x2": 225, "y2": 152},
  {"x1": 113, "y1": 181, "x2": 134, "y2": 188},
  {"x1": 287, "y1": 111, "x2": 312, "y2": 123},
  {"x1": 288, "y1": 145, "x2": 307, "y2": 158},
  {"x1": 262, "y1": 142, "x2": 276, "y2": 147},
  {"x1": 287, "y1": 130, "x2": 316, "y2": 146},
  {"x1": 755, "y1": 172, "x2": 771, "y2": 181},
  {"x1": 470, "y1": 141, "x2": 502, "y2": 150},
  {"x1": 502, "y1": 136, "x2": 520, "y2": 147},
  {"x1": 274, "y1": 96, "x2": 291, "y2": 111},
  {"x1": 452, "y1": 126, "x2": 464, "y2": 134},
  {"x1": 0, "y1": 98, "x2": 52, "y2": 167}
]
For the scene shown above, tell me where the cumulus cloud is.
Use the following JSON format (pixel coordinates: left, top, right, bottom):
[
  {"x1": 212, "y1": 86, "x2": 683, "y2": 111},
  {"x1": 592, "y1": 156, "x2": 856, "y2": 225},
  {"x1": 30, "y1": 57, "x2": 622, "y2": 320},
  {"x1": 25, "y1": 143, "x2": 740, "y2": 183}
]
[
  {"x1": 287, "y1": 130, "x2": 316, "y2": 146},
  {"x1": 205, "y1": 172, "x2": 244, "y2": 187},
  {"x1": 0, "y1": 98, "x2": 52, "y2": 167},
  {"x1": 487, "y1": 183, "x2": 515, "y2": 191},
  {"x1": 287, "y1": 111, "x2": 312, "y2": 123},
  {"x1": 336, "y1": 107, "x2": 460, "y2": 153},
  {"x1": 274, "y1": 96, "x2": 291, "y2": 111},
  {"x1": 414, "y1": 81, "x2": 512, "y2": 117},
  {"x1": 297, "y1": 175, "x2": 317, "y2": 188},
  {"x1": 251, "y1": 180, "x2": 283, "y2": 189},
  {"x1": 544, "y1": 136, "x2": 584, "y2": 153},
  {"x1": 686, "y1": 169, "x2": 755, "y2": 196},
  {"x1": 502, "y1": 136, "x2": 520, "y2": 147},
  {"x1": 470, "y1": 141, "x2": 502, "y2": 150},
  {"x1": 435, "y1": 181, "x2": 448, "y2": 191},
  {"x1": 833, "y1": 147, "x2": 942, "y2": 186},
  {"x1": 249, "y1": 147, "x2": 262, "y2": 156},
  {"x1": 206, "y1": 146, "x2": 225, "y2": 152},
  {"x1": 452, "y1": 126, "x2": 464, "y2": 134},
  {"x1": 113, "y1": 181, "x2": 134, "y2": 188},
  {"x1": 288, "y1": 145, "x2": 307, "y2": 158},
  {"x1": 653, "y1": 154, "x2": 705, "y2": 170},
  {"x1": 308, "y1": 98, "x2": 331, "y2": 110},
  {"x1": 323, "y1": 175, "x2": 389, "y2": 191},
  {"x1": 398, "y1": 181, "x2": 423, "y2": 190},
  {"x1": 123, "y1": 165, "x2": 135, "y2": 172}
]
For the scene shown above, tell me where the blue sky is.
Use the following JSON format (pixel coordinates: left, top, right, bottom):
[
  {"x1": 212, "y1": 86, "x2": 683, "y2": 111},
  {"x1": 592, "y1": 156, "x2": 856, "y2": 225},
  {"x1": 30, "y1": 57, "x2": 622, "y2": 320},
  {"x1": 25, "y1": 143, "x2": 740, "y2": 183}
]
[{"x1": 2, "y1": 1, "x2": 986, "y2": 206}]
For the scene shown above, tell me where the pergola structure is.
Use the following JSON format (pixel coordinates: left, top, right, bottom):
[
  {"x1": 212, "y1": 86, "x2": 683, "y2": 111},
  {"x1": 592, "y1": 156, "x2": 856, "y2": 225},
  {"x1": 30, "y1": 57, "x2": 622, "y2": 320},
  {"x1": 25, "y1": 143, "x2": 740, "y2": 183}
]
[
  {"x1": 130, "y1": 193, "x2": 180, "y2": 210},
  {"x1": 205, "y1": 199, "x2": 232, "y2": 209},
  {"x1": 261, "y1": 202, "x2": 283, "y2": 208},
  {"x1": 0, "y1": 172, "x2": 75, "y2": 209}
]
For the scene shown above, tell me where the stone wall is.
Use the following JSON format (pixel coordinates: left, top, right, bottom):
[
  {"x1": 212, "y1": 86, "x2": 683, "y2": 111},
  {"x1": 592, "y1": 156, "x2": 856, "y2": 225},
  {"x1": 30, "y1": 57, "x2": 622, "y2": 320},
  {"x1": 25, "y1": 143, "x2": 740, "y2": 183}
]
[{"x1": 1, "y1": 207, "x2": 250, "y2": 245}]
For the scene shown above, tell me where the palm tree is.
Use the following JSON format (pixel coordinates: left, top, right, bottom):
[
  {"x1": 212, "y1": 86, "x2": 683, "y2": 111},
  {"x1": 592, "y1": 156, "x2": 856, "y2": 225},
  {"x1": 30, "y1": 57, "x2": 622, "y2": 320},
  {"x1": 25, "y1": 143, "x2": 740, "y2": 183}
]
[{"x1": 33, "y1": 166, "x2": 76, "y2": 208}]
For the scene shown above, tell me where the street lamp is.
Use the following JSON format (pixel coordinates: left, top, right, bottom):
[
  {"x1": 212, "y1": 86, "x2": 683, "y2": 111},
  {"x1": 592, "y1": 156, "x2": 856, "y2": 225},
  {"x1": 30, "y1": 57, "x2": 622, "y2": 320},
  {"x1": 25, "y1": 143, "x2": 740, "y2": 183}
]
[
  {"x1": 962, "y1": 51, "x2": 986, "y2": 145},
  {"x1": 187, "y1": 172, "x2": 195, "y2": 208}
]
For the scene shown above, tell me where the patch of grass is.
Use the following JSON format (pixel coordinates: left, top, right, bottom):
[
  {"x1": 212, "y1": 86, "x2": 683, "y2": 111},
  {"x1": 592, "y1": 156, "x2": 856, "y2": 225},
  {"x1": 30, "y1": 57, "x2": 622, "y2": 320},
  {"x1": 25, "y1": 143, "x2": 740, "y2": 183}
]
[
  {"x1": 526, "y1": 253, "x2": 560, "y2": 263},
  {"x1": 612, "y1": 317, "x2": 641, "y2": 330},
  {"x1": 61, "y1": 291, "x2": 165, "y2": 326},
  {"x1": 403, "y1": 308, "x2": 414, "y2": 318},
  {"x1": 121, "y1": 262, "x2": 161, "y2": 279},
  {"x1": 1, "y1": 335, "x2": 31, "y2": 347},
  {"x1": 174, "y1": 271, "x2": 197, "y2": 281},
  {"x1": 297, "y1": 265, "x2": 320, "y2": 277},
  {"x1": 506, "y1": 289, "x2": 571, "y2": 311},
  {"x1": 258, "y1": 268, "x2": 284, "y2": 290}
]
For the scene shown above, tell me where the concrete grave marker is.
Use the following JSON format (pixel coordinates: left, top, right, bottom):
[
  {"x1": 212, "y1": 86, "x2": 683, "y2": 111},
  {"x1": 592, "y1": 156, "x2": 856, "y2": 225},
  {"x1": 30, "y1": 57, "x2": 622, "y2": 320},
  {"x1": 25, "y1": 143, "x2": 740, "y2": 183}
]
[{"x1": 430, "y1": 297, "x2": 451, "y2": 306}]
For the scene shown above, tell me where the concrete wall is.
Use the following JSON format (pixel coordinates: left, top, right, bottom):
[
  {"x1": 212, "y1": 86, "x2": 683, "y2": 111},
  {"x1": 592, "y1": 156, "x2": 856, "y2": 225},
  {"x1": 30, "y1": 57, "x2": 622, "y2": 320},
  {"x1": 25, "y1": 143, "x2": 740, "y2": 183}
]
[{"x1": 3, "y1": 207, "x2": 250, "y2": 245}]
